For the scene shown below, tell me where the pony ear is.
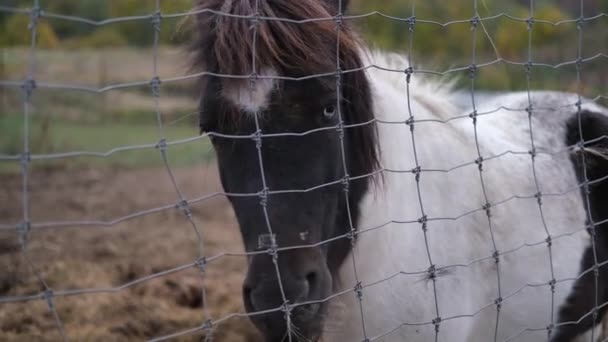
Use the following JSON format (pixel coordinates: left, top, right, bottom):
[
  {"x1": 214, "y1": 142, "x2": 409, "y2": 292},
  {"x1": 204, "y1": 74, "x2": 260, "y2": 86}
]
[{"x1": 323, "y1": 0, "x2": 350, "y2": 13}]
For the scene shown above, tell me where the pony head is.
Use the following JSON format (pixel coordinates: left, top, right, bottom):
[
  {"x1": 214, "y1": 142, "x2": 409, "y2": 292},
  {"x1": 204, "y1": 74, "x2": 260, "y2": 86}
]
[{"x1": 191, "y1": 0, "x2": 377, "y2": 339}]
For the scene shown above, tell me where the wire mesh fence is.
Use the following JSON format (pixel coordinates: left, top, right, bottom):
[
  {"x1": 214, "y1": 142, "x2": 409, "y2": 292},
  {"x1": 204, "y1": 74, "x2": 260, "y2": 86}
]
[{"x1": 0, "y1": 0, "x2": 607, "y2": 341}]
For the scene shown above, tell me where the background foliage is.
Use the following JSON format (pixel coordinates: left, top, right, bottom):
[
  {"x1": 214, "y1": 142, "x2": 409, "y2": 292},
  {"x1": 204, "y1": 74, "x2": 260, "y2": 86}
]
[{"x1": 0, "y1": 0, "x2": 606, "y2": 169}]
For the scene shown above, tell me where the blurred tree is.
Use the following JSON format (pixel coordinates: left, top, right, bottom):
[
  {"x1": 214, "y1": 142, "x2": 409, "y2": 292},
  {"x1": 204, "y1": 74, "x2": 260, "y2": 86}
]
[
  {"x1": 0, "y1": 0, "x2": 604, "y2": 94},
  {"x1": 62, "y1": 27, "x2": 128, "y2": 49},
  {"x1": 0, "y1": 0, "x2": 192, "y2": 47},
  {"x1": 0, "y1": 14, "x2": 59, "y2": 48}
]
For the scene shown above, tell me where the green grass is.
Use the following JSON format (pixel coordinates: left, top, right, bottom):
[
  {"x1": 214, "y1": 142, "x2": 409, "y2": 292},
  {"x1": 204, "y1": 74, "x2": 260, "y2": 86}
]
[{"x1": 0, "y1": 114, "x2": 214, "y2": 173}]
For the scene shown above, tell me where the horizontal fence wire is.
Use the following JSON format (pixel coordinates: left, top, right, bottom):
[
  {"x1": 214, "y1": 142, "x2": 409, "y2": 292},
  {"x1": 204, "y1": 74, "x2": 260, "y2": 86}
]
[{"x1": 0, "y1": 1, "x2": 607, "y2": 342}]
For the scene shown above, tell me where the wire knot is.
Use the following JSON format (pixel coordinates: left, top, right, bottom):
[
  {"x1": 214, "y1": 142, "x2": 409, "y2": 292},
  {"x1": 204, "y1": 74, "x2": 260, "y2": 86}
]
[
  {"x1": 404, "y1": 66, "x2": 414, "y2": 83},
  {"x1": 469, "y1": 110, "x2": 478, "y2": 124},
  {"x1": 258, "y1": 187, "x2": 269, "y2": 207},
  {"x1": 575, "y1": 57, "x2": 584, "y2": 71},
  {"x1": 408, "y1": 16, "x2": 416, "y2": 32},
  {"x1": 252, "y1": 129, "x2": 263, "y2": 149},
  {"x1": 469, "y1": 16, "x2": 480, "y2": 29},
  {"x1": 334, "y1": 13, "x2": 344, "y2": 28},
  {"x1": 427, "y1": 264, "x2": 437, "y2": 280},
  {"x1": 418, "y1": 215, "x2": 428, "y2": 232},
  {"x1": 248, "y1": 72, "x2": 259, "y2": 90},
  {"x1": 589, "y1": 223, "x2": 597, "y2": 236},
  {"x1": 475, "y1": 156, "x2": 484, "y2": 171},
  {"x1": 20, "y1": 151, "x2": 31, "y2": 169},
  {"x1": 548, "y1": 278, "x2": 556, "y2": 292},
  {"x1": 432, "y1": 317, "x2": 442, "y2": 330},
  {"x1": 43, "y1": 289, "x2": 55, "y2": 308},
  {"x1": 341, "y1": 174, "x2": 350, "y2": 193},
  {"x1": 21, "y1": 79, "x2": 36, "y2": 102},
  {"x1": 468, "y1": 64, "x2": 477, "y2": 79},
  {"x1": 334, "y1": 68, "x2": 343, "y2": 87},
  {"x1": 176, "y1": 199, "x2": 192, "y2": 218},
  {"x1": 576, "y1": 16, "x2": 585, "y2": 30},
  {"x1": 28, "y1": 6, "x2": 41, "y2": 30},
  {"x1": 151, "y1": 11, "x2": 162, "y2": 32},
  {"x1": 412, "y1": 165, "x2": 421, "y2": 181},
  {"x1": 354, "y1": 281, "x2": 363, "y2": 300},
  {"x1": 17, "y1": 221, "x2": 31, "y2": 247},
  {"x1": 260, "y1": 233, "x2": 278, "y2": 262},
  {"x1": 336, "y1": 121, "x2": 345, "y2": 139},
  {"x1": 405, "y1": 116, "x2": 415, "y2": 132},
  {"x1": 150, "y1": 76, "x2": 161, "y2": 97},
  {"x1": 492, "y1": 250, "x2": 500, "y2": 264},
  {"x1": 281, "y1": 301, "x2": 292, "y2": 315},
  {"x1": 535, "y1": 191, "x2": 543, "y2": 206},
  {"x1": 494, "y1": 296, "x2": 503, "y2": 310},
  {"x1": 483, "y1": 202, "x2": 492, "y2": 217},
  {"x1": 155, "y1": 138, "x2": 167, "y2": 151},
  {"x1": 202, "y1": 319, "x2": 214, "y2": 332},
  {"x1": 525, "y1": 17, "x2": 534, "y2": 31},
  {"x1": 545, "y1": 235, "x2": 552, "y2": 248},
  {"x1": 525, "y1": 61, "x2": 533, "y2": 75},
  {"x1": 195, "y1": 256, "x2": 207, "y2": 272},
  {"x1": 249, "y1": 12, "x2": 260, "y2": 30}
]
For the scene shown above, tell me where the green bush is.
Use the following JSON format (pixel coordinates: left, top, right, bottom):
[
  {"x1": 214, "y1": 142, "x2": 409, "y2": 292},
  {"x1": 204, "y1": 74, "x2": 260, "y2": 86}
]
[
  {"x1": 0, "y1": 14, "x2": 59, "y2": 48},
  {"x1": 62, "y1": 27, "x2": 128, "y2": 49}
]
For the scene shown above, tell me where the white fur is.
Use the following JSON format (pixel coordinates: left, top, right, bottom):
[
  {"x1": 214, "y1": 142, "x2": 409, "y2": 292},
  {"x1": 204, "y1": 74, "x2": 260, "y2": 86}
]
[
  {"x1": 221, "y1": 68, "x2": 277, "y2": 113},
  {"x1": 319, "y1": 52, "x2": 608, "y2": 342}
]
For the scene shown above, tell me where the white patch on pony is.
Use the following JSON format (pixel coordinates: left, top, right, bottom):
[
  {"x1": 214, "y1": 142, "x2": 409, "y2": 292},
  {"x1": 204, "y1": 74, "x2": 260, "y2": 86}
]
[
  {"x1": 221, "y1": 68, "x2": 278, "y2": 113},
  {"x1": 323, "y1": 49, "x2": 599, "y2": 342}
]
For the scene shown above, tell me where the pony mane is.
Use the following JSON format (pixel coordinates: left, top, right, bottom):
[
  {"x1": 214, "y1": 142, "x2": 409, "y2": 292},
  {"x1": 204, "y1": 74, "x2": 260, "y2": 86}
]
[{"x1": 190, "y1": 0, "x2": 361, "y2": 76}]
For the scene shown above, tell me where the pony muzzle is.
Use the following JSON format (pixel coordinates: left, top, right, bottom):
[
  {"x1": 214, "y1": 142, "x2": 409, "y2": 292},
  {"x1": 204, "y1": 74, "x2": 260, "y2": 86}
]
[{"x1": 243, "y1": 248, "x2": 332, "y2": 341}]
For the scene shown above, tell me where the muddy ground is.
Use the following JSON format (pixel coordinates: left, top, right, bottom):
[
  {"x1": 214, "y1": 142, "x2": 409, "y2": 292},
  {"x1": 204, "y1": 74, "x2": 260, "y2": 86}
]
[{"x1": 0, "y1": 163, "x2": 261, "y2": 341}]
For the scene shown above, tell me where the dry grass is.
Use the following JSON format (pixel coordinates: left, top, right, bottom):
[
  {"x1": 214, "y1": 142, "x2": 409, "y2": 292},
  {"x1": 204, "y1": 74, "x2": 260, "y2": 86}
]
[
  {"x1": 1, "y1": 48, "x2": 197, "y2": 122},
  {"x1": 0, "y1": 163, "x2": 261, "y2": 341}
]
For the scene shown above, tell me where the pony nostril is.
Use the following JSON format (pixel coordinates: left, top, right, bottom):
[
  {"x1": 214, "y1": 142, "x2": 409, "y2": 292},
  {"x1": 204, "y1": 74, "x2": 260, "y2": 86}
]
[
  {"x1": 305, "y1": 271, "x2": 318, "y2": 297},
  {"x1": 306, "y1": 271, "x2": 317, "y2": 285},
  {"x1": 243, "y1": 285, "x2": 254, "y2": 311}
]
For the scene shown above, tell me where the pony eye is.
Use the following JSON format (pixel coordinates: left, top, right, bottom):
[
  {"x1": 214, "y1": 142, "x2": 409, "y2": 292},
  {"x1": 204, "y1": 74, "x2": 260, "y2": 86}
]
[{"x1": 323, "y1": 105, "x2": 336, "y2": 119}]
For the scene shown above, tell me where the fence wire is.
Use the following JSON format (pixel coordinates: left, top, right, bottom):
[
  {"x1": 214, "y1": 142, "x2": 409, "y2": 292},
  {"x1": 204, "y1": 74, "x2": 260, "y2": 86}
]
[{"x1": 0, "y1": 1, "x2": 607, "y2": 342}]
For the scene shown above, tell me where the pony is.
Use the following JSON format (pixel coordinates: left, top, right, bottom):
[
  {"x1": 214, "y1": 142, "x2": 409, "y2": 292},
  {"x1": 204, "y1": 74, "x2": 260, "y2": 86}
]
[{"x1": 189, "y1": 0, "x2": 608, "y2": 341}]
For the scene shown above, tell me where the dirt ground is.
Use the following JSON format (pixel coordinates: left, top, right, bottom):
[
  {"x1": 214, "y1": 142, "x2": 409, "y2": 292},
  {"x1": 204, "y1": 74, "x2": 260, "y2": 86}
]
[{"x1": 0, "y1": 163, "x2": 262, "y2": 341}]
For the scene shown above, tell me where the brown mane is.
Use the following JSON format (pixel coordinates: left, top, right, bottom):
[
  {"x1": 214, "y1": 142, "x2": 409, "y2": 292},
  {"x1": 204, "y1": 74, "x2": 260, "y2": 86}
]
[{"x1": 191, "y1": 0, "x2": 362, "y2": 76}]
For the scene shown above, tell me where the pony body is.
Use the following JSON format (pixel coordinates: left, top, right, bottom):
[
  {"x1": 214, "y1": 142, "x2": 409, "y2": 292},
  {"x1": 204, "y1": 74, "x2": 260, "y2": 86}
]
[
  {"x1": 190, "y1": 1, "x2": 608, "y2": 340},
  {"x1": 328, "y1": 52, "x2": 603, "y2": 341}
]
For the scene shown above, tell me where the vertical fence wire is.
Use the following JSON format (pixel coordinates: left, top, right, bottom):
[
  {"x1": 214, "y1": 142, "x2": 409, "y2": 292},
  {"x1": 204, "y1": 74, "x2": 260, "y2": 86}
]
[
  {"x1": 468, "y1": 1, "x2": 503, "y2": 340},
  {"x1": 18, "y1": 1, "x2": 67, "y2": 341},
  {"x1": 522, "y1": 0, "x2": 558, "y2": 338},
  {"x1": 402, "y1": 0, "x2": 442, "y2": 340},
  {"x1": 574, "y1": 1, "x2": 600, "y2": 341},
  {"x1": 149, "y1": 1, "x2": 214, "y2": 340},
  {"x1": 250, "y1": 0, "x2": 294, "y2": 341},
  {"x1": 334, "y1": 0, "x2": 370, "y2": 340}
]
